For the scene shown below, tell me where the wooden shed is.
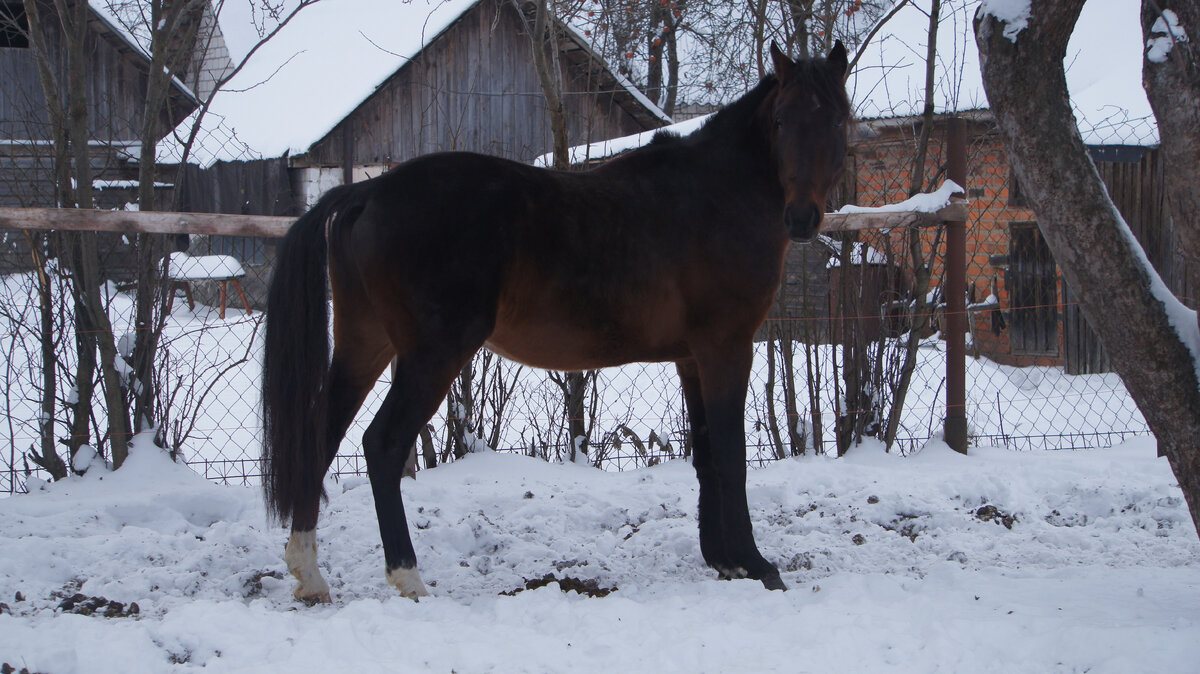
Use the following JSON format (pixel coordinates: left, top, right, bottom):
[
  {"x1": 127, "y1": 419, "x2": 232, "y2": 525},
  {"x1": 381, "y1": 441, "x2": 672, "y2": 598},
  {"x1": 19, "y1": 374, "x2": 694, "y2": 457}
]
[
  {"x1": 300, "y1": 1, "x2": 664, "y2": 170},
  {"x1": 0, "y1": 0, "x2": 198, "y2": 209}
]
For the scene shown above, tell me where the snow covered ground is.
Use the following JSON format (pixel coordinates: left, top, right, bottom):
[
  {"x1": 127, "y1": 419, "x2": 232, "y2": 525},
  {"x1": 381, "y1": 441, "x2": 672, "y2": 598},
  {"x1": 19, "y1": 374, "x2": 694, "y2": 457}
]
[{"x1": 2, "y1": 433, "x2": 1198, "y2": 672}]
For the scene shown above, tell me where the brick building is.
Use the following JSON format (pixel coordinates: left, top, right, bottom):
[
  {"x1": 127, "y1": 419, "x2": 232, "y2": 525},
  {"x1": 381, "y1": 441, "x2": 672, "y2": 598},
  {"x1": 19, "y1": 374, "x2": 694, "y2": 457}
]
[{"x1": 851, "y1": 112, "x2": 1174, "y2": 372}]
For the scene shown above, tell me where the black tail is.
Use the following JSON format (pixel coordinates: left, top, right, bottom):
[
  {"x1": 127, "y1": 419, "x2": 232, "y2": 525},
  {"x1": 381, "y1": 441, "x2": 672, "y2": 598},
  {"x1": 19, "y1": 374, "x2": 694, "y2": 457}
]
[{"x1": 262, "y1": 184, "x2": 362, "y2": 525}]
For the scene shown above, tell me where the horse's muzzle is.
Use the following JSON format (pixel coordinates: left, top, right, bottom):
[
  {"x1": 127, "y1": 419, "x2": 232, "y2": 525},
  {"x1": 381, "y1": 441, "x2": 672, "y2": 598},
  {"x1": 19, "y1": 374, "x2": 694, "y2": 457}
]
[{"x1": 785, "y1": 202, "x2": 823, "y2": 241}]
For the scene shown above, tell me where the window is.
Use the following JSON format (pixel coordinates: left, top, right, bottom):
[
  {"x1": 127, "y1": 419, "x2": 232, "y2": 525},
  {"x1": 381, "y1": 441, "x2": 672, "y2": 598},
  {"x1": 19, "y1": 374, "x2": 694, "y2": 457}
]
[{"x1": 0, "y1": 1, "x2": 30, "y2": 49}]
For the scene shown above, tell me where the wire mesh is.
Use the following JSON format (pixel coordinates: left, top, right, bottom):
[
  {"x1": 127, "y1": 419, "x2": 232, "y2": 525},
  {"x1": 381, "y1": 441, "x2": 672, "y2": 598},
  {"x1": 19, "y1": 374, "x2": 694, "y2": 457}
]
[{"x1": 0, "y1": 85, "x2": 1163, "y2": 494}]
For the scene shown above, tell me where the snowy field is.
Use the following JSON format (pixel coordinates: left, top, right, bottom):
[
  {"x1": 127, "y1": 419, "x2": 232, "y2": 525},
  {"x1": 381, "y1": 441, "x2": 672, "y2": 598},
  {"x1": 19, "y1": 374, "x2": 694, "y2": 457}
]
[{"x1": 2, "y1": 434, "x2": 1199, "y2": 672}]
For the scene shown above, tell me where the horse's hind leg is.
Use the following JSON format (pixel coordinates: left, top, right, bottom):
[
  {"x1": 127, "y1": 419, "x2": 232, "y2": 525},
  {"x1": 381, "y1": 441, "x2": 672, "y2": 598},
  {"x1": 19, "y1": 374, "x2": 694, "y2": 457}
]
[
  {"x1": 286, "y1": 326, "x2": 394, "y2": 603},
  {"x1": 362, "y1": 339, "x2": 483, "y2": 599}
]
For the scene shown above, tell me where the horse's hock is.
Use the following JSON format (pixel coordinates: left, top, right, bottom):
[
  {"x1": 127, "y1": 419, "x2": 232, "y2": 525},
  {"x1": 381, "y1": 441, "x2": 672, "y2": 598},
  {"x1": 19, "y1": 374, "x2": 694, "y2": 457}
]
[{"x1": 165, "y1": 252, "x2": 253, "y2": 319}]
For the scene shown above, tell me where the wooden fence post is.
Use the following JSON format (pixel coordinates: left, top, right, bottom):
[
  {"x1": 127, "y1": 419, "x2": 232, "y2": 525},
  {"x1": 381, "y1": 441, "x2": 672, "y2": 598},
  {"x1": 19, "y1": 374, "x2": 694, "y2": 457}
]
[{"x1": 944, "y1": 117, "x2": 969, "y2": 454}]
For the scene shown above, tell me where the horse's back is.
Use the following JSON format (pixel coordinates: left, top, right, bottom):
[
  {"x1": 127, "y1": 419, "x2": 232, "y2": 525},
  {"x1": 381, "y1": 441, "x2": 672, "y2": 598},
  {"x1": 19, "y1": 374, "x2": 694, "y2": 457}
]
[{"x1": 334, "y1": 150, "x2": 786, "y2": 369}]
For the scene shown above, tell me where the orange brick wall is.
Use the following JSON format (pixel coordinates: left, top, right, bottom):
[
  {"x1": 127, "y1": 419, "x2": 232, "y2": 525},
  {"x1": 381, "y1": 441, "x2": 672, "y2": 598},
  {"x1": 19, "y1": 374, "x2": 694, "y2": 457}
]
[{"x1": 851, "y1": 119, "x2": 1063, "y2": 367}]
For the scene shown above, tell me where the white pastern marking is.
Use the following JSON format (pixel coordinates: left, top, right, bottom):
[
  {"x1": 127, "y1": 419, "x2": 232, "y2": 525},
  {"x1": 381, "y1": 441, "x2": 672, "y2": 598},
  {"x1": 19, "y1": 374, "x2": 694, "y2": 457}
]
[
  {"x1": 285, "y1": 530, "x2": 331, "y2": 603},
  {"x1": 387, "y1": 565, "x2": 430, "y2": 600}
]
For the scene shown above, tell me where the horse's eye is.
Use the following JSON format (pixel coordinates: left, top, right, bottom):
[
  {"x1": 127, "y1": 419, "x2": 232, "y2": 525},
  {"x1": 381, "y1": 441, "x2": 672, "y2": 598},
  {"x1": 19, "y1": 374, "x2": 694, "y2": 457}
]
[{"x1": 833, "y1": 119, "x2": 844, "y2": 130}]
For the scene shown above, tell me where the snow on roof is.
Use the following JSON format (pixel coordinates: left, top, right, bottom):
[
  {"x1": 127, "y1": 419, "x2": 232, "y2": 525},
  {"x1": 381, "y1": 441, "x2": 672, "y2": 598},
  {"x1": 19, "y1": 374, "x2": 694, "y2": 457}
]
[
  {"x1": 851, "y1": 0, "x2": 1157, "y2": 146},
  {"x1": 197, "y1": 0, "x2": 479, "y2": 163},
  {"x1": 86, "y1": 1, "x2": 199, "y2": 106},
  {"x1": 556, "y1": 22, "x2": 673, "y2": 127}
]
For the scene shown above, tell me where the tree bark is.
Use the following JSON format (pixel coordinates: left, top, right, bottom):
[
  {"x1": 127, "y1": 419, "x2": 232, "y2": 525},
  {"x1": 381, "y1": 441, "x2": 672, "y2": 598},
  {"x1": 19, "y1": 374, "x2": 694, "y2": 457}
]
[
  {"x1": 884, "y1": 0, "x2": 941, "y2": 451},
  {"x1": 976, "y1": 1, "x2": 1200, "y2": 539},
  {"x1": 528, "y1": 0, "x2": 569, "y2": 169},
  {"x1": 1140, "y1": 0, "x2": 1200, "y2": 313}
]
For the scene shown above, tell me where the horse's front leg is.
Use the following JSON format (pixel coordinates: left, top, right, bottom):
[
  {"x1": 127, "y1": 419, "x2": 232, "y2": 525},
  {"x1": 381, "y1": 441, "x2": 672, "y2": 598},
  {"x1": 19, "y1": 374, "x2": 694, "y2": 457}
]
[
  {"x1": 688, "y1": 345, "x2": 785, "y2": 591},
  {"x1": 677, "y1": 359, "x2": 730, "y2": 572}
]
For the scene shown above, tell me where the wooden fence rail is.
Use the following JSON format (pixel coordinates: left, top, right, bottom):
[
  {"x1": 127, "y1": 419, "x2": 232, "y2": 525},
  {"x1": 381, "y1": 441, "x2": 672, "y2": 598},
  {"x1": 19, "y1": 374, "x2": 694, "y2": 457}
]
[
  {"x1": 0, "y1": 199, "x2": 968, "y2": 239},
  {"x1": 0, "y1": 207, "x2": 294, "y2": 238},
  {"x1": 1, "y1": 187, "x2": 970, "y2": 452}
]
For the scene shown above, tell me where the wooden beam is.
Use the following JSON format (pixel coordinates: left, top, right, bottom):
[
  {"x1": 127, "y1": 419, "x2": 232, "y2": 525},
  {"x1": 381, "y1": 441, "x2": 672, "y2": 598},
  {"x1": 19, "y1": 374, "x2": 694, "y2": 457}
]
[
  {"x1": 0, "y1": 198, "x2": 969, "y2": 240},
  {"x1": 0, "y1": 207, "x2": 295, "y2": 238},
  {"x1": 821, "y1": 198, "x2": 969, "y2": 232}
]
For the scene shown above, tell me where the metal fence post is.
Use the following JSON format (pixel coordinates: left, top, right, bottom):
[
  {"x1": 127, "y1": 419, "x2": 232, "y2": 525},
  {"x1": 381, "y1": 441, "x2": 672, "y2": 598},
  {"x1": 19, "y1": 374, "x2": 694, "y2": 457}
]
[{"x1": 945, "y1": 117, "x2": 969, "y2": 454}]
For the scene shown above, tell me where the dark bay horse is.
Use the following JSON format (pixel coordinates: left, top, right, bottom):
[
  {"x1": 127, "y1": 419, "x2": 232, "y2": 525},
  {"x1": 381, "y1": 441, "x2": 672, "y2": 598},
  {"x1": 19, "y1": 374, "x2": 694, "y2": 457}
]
[{"x1": 262, "y1": 43, "x2": 850, "y2": 602}]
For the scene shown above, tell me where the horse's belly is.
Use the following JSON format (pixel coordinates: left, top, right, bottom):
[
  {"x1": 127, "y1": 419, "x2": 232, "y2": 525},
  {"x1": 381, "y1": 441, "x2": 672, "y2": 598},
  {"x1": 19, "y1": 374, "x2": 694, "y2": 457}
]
[{"x1": 485, "y1": 315, "x2": 688, "y2": 371}]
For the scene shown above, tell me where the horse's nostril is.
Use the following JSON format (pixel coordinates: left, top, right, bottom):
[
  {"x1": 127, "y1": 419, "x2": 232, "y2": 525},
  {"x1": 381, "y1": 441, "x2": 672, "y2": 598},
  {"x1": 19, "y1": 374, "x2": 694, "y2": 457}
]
[{"x1": 785, "y1": 203, "x2": 823, "y2": 241}]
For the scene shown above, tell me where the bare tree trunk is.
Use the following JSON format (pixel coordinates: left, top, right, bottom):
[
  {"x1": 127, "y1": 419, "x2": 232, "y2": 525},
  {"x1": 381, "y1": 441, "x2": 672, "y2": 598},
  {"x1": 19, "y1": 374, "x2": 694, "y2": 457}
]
[
  {"x1": 753, "y1": 0, "x2": 770, "y2": 77},
  {"x1": 647, "y1": 1, "x2": 665, "y2": 104},
  {"x1": 663, "y1": 2, "x2": 681, "y2": 116},
  {"x1": 25, "y1": 233, "x2": 67, "y2": 479},
  {"x1": 976, "y1": 0, "x2": 1200, "y2": 539},
  {"x1": 131, "y1": 0, "x2": 205, "y2": 439},
  {"x1": 883, "y1": 0, "x2": 941, "y2": 451},
  {"x1": 1140, "y1": 0, "x2": 1200, "y2": 313},
  {"x1": 764, "y1": 325, "x2": 787, "y2": 459},
  {"x1": 28, "y1": 0, "x2": 132, "y2": 467},
  {"x1": 527, "y1": 0, "x2": 570, "y2": 169},
  {"x1": 780, "y1": 324, "x2": 804, "y2": 454},
  {"x1": 786, "y1": 0, "x2": 814, "y2": 58}
]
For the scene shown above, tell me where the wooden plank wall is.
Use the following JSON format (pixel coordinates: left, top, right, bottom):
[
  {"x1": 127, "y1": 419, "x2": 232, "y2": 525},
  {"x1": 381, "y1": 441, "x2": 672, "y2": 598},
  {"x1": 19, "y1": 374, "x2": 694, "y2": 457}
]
[
  {"x1": 0, "y1": 9, "x2": 166, "y2": 143},
  {"x1": 1063, "y1": 148, "x2": 1171, "y2": 374}
]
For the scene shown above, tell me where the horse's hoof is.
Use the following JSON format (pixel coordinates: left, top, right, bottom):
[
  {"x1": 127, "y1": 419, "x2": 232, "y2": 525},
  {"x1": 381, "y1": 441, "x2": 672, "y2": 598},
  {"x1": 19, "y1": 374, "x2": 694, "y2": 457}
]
[
  {"x1": 760, "y1": 574, "x2": 788, "y2": 592},
  {"x1": 387, "y1": 565, "x2": 430, "y2": 600},
  {"x1": 715, "y1": 566, "x2": 749, "y2": 581},
  {"x1": 294, "y1": 588, "x2": 332, "y2": 605}
]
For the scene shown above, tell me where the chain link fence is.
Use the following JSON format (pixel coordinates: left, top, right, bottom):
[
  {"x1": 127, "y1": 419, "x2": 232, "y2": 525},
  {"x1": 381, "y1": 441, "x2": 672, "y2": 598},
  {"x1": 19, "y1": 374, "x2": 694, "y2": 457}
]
[
  {"x1": 1, "y1": 96, "x2": 1162, "y2": 494},
  {"x1": 1, "y1": 164, "x2": 1155, "y2": 493}
]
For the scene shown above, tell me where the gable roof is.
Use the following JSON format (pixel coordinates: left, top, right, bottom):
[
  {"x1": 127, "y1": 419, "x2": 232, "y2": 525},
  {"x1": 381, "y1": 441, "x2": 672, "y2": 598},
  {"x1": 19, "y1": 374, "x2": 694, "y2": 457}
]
[
  {"x1": 79, "y1": 2, "x2": 201, "y2": 126},
  {"x1": 849, "y1": 0, "x2": 1157, "y2": 146},
  {"x1": 196, "y1": 0, "x2": 670, "y2": 164}
]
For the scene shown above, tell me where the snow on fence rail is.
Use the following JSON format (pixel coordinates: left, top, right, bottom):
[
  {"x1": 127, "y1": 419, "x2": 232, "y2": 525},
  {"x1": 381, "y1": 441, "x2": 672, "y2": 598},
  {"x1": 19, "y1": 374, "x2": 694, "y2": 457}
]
[{"x1": 0, "y1": 186, "x2": 1151, "y2": 493}]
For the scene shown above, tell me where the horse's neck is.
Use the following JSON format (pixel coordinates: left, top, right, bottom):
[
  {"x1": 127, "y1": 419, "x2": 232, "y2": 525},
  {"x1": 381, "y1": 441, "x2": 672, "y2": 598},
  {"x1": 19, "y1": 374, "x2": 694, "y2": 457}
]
[{"x1": 687, "y1": 122, "x2": 782, "y2": 201}]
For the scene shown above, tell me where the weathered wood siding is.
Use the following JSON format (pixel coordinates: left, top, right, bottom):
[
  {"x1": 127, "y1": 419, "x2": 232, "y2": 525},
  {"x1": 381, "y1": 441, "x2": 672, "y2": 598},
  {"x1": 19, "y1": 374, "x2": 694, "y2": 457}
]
[
  {"x1": 1064, "y1": 147, "x2": 1174, "y2": 374},
  {"x1": 1, "y1": 2, "x2": 195, "y2": 207},
  {"x1": 1, "y1": 4, "x2": 188, "y2": 144},
  {"x1": 177, "y1": 157, "x2": 295, "y2": 309},
  {"x1": 305, "y1": 0, "x2": 653, "y2": 166}
]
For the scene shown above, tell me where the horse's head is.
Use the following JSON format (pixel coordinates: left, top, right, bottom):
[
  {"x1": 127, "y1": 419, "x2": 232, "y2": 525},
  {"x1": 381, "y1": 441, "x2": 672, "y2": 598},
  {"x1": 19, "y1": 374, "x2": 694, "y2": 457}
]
[{"x1": 768, "y1": 41, "x2": 850, "y2": 241}]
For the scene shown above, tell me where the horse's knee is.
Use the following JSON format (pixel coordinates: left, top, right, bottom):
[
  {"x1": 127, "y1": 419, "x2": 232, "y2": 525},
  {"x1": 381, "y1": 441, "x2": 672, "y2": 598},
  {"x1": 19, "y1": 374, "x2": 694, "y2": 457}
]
[{"x1": 285, "y1": 529, "x2": 332, "y2": 604}]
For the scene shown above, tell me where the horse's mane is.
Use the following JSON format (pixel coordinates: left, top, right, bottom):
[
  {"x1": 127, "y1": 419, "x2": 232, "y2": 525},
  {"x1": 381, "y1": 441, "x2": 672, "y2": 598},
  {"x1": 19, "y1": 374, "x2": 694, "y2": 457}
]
[
  {"x1": 689, "y1": 74, "x2": 779, "y2": 142},
  {"x1": 607, "y1": 54, "x2": 847, "y2": 165},
  {"x1": 661, "y1": 53, "x2": 849, "y2": 146}
]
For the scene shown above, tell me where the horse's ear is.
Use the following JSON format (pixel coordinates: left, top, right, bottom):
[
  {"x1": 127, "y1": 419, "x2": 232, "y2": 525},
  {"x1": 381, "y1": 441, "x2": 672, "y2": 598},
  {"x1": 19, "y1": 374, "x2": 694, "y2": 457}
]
[
  {"x1": 770, "y1": 41, "x2": 793, "y2": 80},
  {"x1": 828, "y1": 40, "x2": 848, "y2": 79}
]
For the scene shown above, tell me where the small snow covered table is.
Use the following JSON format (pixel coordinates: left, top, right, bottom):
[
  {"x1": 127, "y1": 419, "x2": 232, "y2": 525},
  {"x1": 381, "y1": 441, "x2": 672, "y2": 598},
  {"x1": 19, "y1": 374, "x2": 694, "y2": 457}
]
[{"x1": 165, "y1": 252, "x2": 252, "y2": 319}]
